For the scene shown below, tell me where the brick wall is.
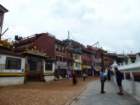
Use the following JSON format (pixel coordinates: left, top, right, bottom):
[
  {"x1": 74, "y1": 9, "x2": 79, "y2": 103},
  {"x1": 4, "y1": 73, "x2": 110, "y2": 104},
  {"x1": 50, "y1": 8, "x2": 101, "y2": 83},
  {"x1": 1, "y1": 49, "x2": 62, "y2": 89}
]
[{"x1": 35, "y1": 33, "x2": 55, "y2": 58}]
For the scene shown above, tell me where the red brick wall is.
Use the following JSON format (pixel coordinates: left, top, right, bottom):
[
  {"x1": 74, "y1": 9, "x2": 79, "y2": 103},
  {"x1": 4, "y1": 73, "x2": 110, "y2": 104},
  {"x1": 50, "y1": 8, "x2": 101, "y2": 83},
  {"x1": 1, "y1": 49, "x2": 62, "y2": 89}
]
[
  {"x1": 35, "y1": 34, "x2": 55, "y2": 58},
  {"x1": 82, "y1": 54, "x2": 93, "y2": 65}
]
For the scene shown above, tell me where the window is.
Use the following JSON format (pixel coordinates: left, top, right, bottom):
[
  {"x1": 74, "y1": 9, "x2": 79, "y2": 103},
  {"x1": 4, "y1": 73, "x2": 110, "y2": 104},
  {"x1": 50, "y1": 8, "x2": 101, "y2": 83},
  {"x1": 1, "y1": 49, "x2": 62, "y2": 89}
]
[
  {"x1": 55, "y1": 45, "x2": 59, "y2": 51},
  {"x1": 45, "y1": 62, "x2": 52, "y2": 71},
  {"x1": 5, "y1": 57, "x2": 21, "y2": 70},
  {"x1": 76, "y1": 63, "x2": 80, "y2": 68},
  {"x1": 74, "y1": 54, "x2": 79, "y2": 59}
]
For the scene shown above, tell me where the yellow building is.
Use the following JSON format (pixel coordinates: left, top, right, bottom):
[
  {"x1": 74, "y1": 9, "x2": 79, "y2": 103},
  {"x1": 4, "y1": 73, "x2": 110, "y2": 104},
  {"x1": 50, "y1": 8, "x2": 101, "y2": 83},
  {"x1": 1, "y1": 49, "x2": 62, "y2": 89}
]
[{"x1": 72, "y1": 51, "x2": 82, "y2": 77}]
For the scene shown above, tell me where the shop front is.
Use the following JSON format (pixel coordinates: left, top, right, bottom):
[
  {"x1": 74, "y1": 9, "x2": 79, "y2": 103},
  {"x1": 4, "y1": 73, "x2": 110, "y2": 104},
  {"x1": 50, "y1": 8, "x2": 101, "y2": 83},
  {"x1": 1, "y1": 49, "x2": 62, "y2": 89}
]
[{"x1": 23, "y1": 51, "x2": 47, "y2": 82}]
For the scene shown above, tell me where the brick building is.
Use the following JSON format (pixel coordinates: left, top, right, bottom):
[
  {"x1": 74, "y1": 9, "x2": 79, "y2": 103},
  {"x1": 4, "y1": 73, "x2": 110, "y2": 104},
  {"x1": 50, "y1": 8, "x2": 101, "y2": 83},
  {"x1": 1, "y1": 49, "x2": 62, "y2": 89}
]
[
  {"x1": 63, "y1": 39, "x2": 84, "y2": 76},
  {"x1": 14, "y1": 33, "x2": 56, "y2": 58},
  {"x1": 14, "y1": 33, "x2": 56, "y2": 81},
  {"x1": 14, "y1": 33, "x2": 74, "y2": 79},
  {"x1": 54, "y1": 39, "x2": 73, "y2": 78},
  {"x1": 85, "y1": 46, "x2": 102, "y2": 74},
  {"x1": 81, "y1": 47, "x2": 94, "y2": 76}
]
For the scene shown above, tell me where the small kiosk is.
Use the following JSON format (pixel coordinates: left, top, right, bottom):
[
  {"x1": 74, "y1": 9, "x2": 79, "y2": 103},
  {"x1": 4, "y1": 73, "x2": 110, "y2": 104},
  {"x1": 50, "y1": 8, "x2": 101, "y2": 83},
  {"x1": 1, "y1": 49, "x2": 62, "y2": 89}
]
[{"x1": 0, "y1": 46, "x2": 25, "y2": 86}]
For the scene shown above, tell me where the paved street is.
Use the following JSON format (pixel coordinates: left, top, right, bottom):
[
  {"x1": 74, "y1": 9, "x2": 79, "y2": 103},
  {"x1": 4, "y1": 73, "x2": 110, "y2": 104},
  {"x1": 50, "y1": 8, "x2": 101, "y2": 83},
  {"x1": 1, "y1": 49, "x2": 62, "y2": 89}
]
[
  {"x1": 71, "y1": 80, "x2": 140, "y2": 105},
  {"x1": 0, "y1": 78, "x2": 96, "y2": 105}
]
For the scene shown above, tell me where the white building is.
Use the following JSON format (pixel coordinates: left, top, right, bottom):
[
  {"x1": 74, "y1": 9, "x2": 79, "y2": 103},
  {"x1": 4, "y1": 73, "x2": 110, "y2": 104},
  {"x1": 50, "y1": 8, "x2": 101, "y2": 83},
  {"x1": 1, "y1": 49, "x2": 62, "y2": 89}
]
[{"x1": 0, "y1": 46, "x2": 25, "y2": 86}]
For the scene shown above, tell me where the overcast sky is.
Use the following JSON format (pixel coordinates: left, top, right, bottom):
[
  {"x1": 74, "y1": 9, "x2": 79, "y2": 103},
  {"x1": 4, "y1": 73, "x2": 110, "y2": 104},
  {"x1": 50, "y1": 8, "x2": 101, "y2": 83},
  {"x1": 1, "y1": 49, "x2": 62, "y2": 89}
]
[{"x1": 1, "y1": 0, "x2": 140, "y2": 53}]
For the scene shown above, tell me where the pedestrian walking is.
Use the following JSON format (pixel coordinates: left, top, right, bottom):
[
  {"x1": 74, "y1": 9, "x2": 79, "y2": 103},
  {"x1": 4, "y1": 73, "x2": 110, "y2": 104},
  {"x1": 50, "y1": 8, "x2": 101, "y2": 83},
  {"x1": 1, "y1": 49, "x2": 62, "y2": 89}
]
[
  {"x1": 82, "y1": 72, "x2": 87, "y2": 81},
  {"x1": 72, "y1": 71, "x2": 77, "y2": 85},
  {"x1": 114, "y1": 67, "x2": 124, "y2": 95},
  {"x1": 67, "y1": 69, "x2": 71, "y2": 80},
  {"x1": 100, "y1": 68, "x2": 107, "y2": 94}
]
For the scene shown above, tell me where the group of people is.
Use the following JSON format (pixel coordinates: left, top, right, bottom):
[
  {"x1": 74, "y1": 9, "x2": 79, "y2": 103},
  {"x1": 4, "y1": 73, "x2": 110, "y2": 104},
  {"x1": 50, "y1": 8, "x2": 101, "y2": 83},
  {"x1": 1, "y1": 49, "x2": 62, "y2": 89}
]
[{"x1": 100, "y1": 67, "x2": 124, "y2": 95}]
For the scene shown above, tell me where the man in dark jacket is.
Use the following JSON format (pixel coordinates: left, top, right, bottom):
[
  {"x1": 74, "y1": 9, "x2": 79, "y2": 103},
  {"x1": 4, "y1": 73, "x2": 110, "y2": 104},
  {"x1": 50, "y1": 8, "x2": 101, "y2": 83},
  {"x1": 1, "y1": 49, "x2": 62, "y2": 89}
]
[
  {"x1": 114, "y1": 67, "x2": 124, "y2": 95},
  {"x1": 107, "y1": 67, "x2": 114, "y2": 81}
]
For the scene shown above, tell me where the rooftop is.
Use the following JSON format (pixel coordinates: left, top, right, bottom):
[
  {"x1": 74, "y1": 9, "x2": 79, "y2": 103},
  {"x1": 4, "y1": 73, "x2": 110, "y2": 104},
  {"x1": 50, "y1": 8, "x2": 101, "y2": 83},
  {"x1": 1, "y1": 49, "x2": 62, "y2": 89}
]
[{"x1": 0, "y1": 4, "x2": 8, "y2": 13}]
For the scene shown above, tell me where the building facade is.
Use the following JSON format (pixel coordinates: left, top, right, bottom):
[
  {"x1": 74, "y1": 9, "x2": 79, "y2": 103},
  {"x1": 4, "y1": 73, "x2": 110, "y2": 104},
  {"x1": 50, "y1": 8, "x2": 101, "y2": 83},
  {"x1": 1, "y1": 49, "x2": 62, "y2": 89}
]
[
  {"x1": 55, "y1": 39, "x2": 71, "y2": 78},
  {"x1": 14, "y1": 33, "x2": 56, "y2": 81},
  {"x1": 82, "y1": 47, "x2": 94, "y2": 76},
  {"x1": 63, "y1": 39, "x2": 83, "y2": 76}
]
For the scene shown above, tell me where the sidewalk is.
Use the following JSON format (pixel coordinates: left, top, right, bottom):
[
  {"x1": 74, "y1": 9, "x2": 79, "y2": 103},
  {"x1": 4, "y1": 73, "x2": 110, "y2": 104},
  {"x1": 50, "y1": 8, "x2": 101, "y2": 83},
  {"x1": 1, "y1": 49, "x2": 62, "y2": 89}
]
[
  {"x1": 0, "y1": 77, "x2": 96, "y2": 105},
  {"x1": 71, "y1": 80, "x2": 140, "y2": 105}
]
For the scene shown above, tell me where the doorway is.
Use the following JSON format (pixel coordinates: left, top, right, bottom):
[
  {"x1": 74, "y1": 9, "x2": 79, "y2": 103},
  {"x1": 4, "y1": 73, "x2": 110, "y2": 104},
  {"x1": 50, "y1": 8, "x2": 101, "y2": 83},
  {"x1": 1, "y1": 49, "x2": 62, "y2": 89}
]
[{"x1": 26, "y1": 56, "x2": 44, "y2": 81}]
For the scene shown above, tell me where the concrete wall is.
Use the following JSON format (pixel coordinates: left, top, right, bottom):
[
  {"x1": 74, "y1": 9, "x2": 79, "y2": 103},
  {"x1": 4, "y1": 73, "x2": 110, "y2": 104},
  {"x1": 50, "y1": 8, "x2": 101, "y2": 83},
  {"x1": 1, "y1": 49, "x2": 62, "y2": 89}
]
[
  {"x1": 122, "y1": 79, "x2": 140, "y2": 99},
  {"x1": 0, "y1": 54, "x2": 25, "y2": 86},
  {"x1": 112, "y1": 55, "x2": 140, "y2": 100},
  {"x1": 123, "y1": 79, "x2": 134, "y2": 94},
  {"x1": 112, "y1": 75, "x2": 140, "y2": 100},
  {"x1": 134, "y1": 82, "x2": 140, "y2": 101},
  {"x1": 0, "y1": 77, "x2": 24, "y2": 86}
]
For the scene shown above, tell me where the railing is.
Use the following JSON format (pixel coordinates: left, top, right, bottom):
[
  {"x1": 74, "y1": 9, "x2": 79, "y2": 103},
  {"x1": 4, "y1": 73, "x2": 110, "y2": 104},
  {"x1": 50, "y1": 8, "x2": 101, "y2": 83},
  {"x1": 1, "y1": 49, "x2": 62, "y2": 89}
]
[{"x1": 112, "y1": 54, "x2": 140, "y2": 99}]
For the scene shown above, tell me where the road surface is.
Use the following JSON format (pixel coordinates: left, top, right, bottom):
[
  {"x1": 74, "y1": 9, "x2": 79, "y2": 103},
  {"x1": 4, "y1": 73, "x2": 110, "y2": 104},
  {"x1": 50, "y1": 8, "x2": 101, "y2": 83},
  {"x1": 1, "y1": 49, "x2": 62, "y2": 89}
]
[{"x1": 71, "y1": 80, "x2": 140, "y2": 105}]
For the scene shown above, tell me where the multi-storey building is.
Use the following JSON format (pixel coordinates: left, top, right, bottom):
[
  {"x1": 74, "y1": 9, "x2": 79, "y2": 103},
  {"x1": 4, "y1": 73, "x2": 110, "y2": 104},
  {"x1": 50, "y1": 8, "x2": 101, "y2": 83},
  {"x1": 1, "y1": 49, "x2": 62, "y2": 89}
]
[
  {"x1": 14, "y1": 33, "x2": 56, "y2": 57},
  {"x1": 14, "y1": 33, "x2": 56, "y2": 81},
  {"x1": 63, "y1": 39, "x2": 83, "y2": 76},
  {"x1": 103, "y1": 53, "x2": 117, "y2": 69},
  {"x1": 14, "y1": 34, "x2": 74, "y2": 79},
  {"x1": 85, "y1": 46, "x2": 102, "y2": 74},
  {"x1": 55, "y1": 39, "x2": 73, "y2": 78},
  {"x1": 82, "y1": 47, "x2": 94, "y2": 76}
]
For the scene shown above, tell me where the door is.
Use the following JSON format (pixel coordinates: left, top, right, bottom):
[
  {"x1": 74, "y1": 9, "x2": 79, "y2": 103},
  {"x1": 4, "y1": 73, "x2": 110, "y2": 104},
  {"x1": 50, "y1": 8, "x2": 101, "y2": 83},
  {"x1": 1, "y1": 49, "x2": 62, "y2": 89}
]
[{"x1": 27, "y1": 57, "x2": 44, "y2": 81}]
